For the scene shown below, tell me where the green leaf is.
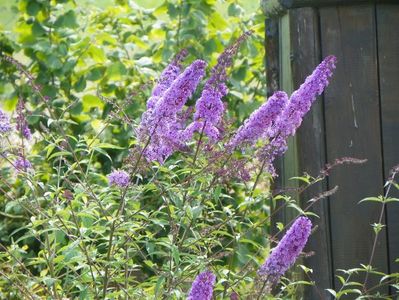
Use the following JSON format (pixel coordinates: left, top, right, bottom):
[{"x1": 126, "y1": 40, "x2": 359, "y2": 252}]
[
  {"x1": 359, "y1": 196, "x2": 384, "y2": 204},
  {"x1": 26, "y1": 1, "x2": 41, "y2": 16},
  {"x1": 154, "y1": 276, "x2": 165, "y2": 298},
  {"x1": 93, "y1": 147, "x2": 112, "y2": 162},
  {"x1": 86, "y1": 66, "x2": 106, "y2": 81},
  {"x1": 326, "y1": 289, "x2": 337, "y2": 297},
  {"x1": 54, "y1": 10, "x2": 78, "y2": 28},
  {"x1": 74, "y1": 76, "x2": 86, "y2": 92},
  {"x1": 82, "y1": 95, "x2": 104, "y2": 111},
  {"x1": 95, "y1": 143, "x2": 125, "y2": 150},
  {"x1": 276, "y1": 222, "x2": 284, "y2": 231},
  {"x1": 228, "y1": 3, "x2": 242, "y2": 17},
  {"x1": 105, "y1": 62, "x2": 127, "y2": 81},
  {"x1": 48, "y1": 151, "x2": 72, "y2": 160},
  {"x1": 47, "y1": 54, "x2": 63, "y2": 70}
]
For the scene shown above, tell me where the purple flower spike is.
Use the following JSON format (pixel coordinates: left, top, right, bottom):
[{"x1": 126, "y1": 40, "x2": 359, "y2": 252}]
[
  {"x1": 108, "y1": 170, "x2": 130, "y2": 188},
  {"x1": 187, "y1": 31, "x2": 252, "y2": 141},
  {"x1": 258, "y1": 56, "x2": 337, "y2": 176},
  {"x1": 228, "y1": 91, "x2": 288, "y2": 149},
  {"x1": 187, "y1": 271, "x2": 216, "y2": 300},
  {"x1": 147, "y1": 49, "x2": 188, "y2": 109},
  {"x1": 258, "y1": 216, "x2": 312, "y2": 284},
  {"x1": 152, "y1": 59, "x2": 207, "y2": 120},
  {"x1": 139, "y1": 59, "x2": 207, "y2": 163},
  {"x1": 0, "y1": 109, "x2": 12, "y2": 134},
  {"x1": 274, "y1": 55, "x2": 337, "y2": 138},
  {"x1": 16, "y1": 99, "x2": 32, "y2": 140},
  {"x1": 14, "y1": 156, "x2": 32, "y2": 172}
]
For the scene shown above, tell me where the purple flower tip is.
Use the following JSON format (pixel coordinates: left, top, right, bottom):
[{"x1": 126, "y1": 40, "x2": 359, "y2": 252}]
[
  {"x1": 16, "y1": 100, "x2": 32, "y2": 140},
  {"x1": 139, "y1": 59, "x2": 207, "y2": 163},
  {"x1": 258, "y1": 216, "x2": 312, "y2": 283},
  {"x1": 228, "y1": 91, "x2": 288, "y2": 149},
  {"x1": 108, "y1": 170, "x2": 130, "y2": 187},
  {"x1": 0, "y1": 110, "x2": 12, "y2": 134},
  {"x1": 187, "y1": 271, "x2": 216, "y2": 300},
  {"x1": 14, "y1": 157, "x2": 32, "y2": 172}
]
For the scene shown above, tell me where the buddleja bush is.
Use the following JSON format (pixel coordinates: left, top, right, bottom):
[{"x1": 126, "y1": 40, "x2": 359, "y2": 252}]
[
  {"x1": 2, "y1": 1, "x2": 398, "y2": 300},
  {"x1": 0, "y1": 21, "x2": 341, "y2": 298}
]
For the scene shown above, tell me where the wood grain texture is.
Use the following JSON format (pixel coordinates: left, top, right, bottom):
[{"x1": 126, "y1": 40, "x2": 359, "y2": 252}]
[
  {"x1": 376, "y1": 4, "x2": 399, "y2": 276},
  {"x1": 288, "y1": 0, "x2": 397, "y2": 8},
  {"x1": 265, "y1": 16, "x2": 285, "y2": 236},
  {"x1": 265, "y1": 18, "x2": 280, "y2": 97},
  {"x1": 289, "y1": 7, "x2": 333, "y2": 299},
  {"x1": 271, "y1": 14, "x2": 298, "y2": 236},
  {"x1": 319, "y1": 4, "x2": 388, "y2": 291},
  {"x1": 262, "y1": 1, "x2": 399, "y2": 16}
]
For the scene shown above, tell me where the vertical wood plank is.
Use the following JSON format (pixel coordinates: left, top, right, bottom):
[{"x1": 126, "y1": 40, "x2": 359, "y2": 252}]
[
  {"x1": 265, "y1": 18, "x2": 280, "y2": 98},
  {"x1": 279, "y1": 13, "x2": 299, "y2": 218},
  {"x1": 271, "y1": 13, "x2": 298, "y2": 236},
  {"x1": 319, "y1": 4, "x2": 388, "y2": 290},
  {"x1": 266, "y1": 16, "x2": 286, "y2": 235},
  {"x1": 376, "y1": 4, "x2": 399, "y2": 275},
  {"x1": 289, "y1": 7, "x2": 333, "y2": 299}
]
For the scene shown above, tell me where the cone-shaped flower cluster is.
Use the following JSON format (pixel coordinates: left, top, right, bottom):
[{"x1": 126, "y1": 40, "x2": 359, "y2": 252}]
[
  {"x1": 272, "y1": 55, "x2": 337, "y2": 138},
  {"x1": 146, "y1": 49, "x2": 188, "y2": 110},
  {"x1": 185, "y1": 31, "x2": 252, "y2": 141},
  {"x1": 187, "y1": 271, "x2": 216, "y2": 300},
  {"x1": 139, "y1": 59, "x2": 207, "y2": 163},
  {"x1": 108, "y1": 170, "x2": 130, "y2": 188},
  {"x1": 258, "y1": 56, "x2": 337, "y2": 173},
  {"x1": 228, "y1": 91, "x2": 288, "y2": 149},
  {"x1": 258, "y1": 216, "x2": 312, "y2": 283}
]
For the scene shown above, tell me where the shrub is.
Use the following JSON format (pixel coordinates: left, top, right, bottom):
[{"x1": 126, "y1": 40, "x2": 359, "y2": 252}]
[{"x1": 1, "y1": 1, "x2": 399, "y2": 300}]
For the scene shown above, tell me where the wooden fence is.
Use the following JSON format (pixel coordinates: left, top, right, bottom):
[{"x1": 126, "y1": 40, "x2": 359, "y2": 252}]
[{"x1": 263, "y1": 0, "x2": 399, "y2": 298}]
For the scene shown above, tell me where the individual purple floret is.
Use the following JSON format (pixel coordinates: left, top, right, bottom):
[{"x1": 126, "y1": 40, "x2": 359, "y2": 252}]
[
  {"x1": 108, "y1": 170, "x2": 130, "y2": 188},
  {"x1": 0, "y1": 109, "x2": 12, "y2": 134},
  {"x1": 139, "y1": 59, "x2": 207, "y2": 163},
  {"x1": 187, "y1": 271, "x2": 216, "y2": 300},
  {"x1": 187, "y1": 31, "x2": 252, "y2": 141},
  {"x1": 14, "y1": 156, "x2": 32, "y2": 172},
  {"x1": 228, "y1": 91, "x2": 288, "y2": 149},
  {"x1": 146, "y1": 49, "x2": 188, "y2": 109},
  {"x1": 258, "y1": 216, "x2": 312, "y2": 284},
  {"x1": 16, "y1": 99, "x2": 32, "y2": 140}
]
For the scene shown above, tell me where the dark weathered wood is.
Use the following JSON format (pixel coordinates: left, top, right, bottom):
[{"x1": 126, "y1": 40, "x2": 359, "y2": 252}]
[
  {"x1": 319, "y1": 4, "x2": 388, "y2": 290},
  {"x1": 289, "y1": 0, "x2": 398, "y2": 7},
  {"x1": 270, "y1": 14, "x2": 298, "y2": 236},
  {"x1": 265, "y1": 19, "x2": 280, "y2": 97},
  {"x1": 262, "y1": 0, "x2": 397, "y2": 14},
  {"x1": 265, "y1": 17, "x2": 283, "y2": 232},
  {"x1": 376, "y1": 4, "x2": 399, "y2": 276},
  {"x1": 289, "y1": 7, "x2": 333, "y2": 299}
]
